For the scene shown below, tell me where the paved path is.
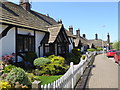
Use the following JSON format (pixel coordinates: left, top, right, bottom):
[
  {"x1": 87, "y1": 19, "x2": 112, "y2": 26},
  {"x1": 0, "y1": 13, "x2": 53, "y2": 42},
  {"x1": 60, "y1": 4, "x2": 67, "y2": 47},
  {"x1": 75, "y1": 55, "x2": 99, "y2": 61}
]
[{"x1": 86, "y1": 54, "x2": 118, "y2": 88}]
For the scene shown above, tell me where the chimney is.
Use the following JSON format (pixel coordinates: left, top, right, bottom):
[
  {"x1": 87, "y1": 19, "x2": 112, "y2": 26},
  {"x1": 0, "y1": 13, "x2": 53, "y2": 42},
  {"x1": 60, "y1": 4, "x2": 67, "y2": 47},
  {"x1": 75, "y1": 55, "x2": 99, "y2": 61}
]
[
  {"x1": 58, "y1": 19, "x2": 62, "y2": 24},
  {"x1": 69, "y1": 26, "x2": 73, "y2": 34},
  {"x1": 76, "y1": 28, "x2": 80, "y2": 37},
  {"x1": 107, "y1": 33, "x2": 110, "y2": 43},
  {"x1": 95, "y1": 33, "x2": 98, "y2": 40},
  {"x1": 20, "y1": 0, "x2": 31, "y2": 11},
  {"x1": 83, "y1": 34, "x2": 86, "y2": 38}
]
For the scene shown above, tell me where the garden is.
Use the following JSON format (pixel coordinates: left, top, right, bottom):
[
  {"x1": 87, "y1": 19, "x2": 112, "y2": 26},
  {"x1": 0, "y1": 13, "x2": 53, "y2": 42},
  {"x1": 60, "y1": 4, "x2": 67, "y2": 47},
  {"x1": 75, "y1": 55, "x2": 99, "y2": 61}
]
[{"x1": 0, "y1": 48, "x2": 84, "y2": 89}]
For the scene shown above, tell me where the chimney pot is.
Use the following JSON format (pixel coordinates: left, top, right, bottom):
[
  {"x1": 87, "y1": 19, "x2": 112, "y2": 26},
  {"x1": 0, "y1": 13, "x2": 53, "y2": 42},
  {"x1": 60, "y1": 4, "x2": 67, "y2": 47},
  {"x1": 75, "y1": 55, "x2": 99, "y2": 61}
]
[
  {"x1": 20, "y1": 0, "x2": 31, "y2": 11},
  {"x1": 69, "y1": 25, "x2": 73, "y2": 34},
  {"x1": 95, "y1": 33, "x2": 98, "y2": 40},
  {"x1": 58, "y1": 19, "x2": 62, "y2": 24},
  {"x1": 76, "y1": 28, "x2": 80, "y2": 37},
  {"x1": 83, "y1": 34, "x2": 86, "y2": 38}
]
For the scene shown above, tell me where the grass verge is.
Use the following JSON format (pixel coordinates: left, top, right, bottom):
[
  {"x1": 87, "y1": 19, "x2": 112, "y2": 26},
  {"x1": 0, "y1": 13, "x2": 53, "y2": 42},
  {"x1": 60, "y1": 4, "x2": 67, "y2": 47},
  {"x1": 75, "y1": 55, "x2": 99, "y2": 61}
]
[{"x1": 36, "y1": 75, "x2": 62, "y2": 85}]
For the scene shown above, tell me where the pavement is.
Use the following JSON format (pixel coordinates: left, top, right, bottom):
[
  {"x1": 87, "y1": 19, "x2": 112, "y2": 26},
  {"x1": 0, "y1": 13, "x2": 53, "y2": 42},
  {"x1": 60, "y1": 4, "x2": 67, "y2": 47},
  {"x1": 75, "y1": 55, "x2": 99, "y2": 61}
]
[{"x1": 75, "y1": 54, "x2": 118, "y2": 89}]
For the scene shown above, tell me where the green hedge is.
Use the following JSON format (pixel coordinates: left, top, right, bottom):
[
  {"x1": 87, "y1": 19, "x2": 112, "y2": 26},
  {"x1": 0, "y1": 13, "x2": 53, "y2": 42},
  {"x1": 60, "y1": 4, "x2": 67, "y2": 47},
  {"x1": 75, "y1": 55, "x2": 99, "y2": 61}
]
[
  {"x1": 87, "y1": 48, "x2": 95, "y2": 52},
  {"x1": 72, "y1": 48, "x2": 81, "y2": 56},
  {"x1": 66, "y1": 53, "x2": 80, "y2": 64}
]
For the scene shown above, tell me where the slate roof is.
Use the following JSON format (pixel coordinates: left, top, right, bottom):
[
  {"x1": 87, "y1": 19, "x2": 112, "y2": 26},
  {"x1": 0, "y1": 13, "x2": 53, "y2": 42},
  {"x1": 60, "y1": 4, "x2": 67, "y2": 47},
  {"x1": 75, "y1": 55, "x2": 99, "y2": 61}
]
[
  {"x1": 89, "y1": 39, "x2": 108, "y2": 47},
  {"x1": 80, "y1": 36, "x2": 92, "y2": 46},
  {"x1": 74, "y1": 35, "x2": 92, "y2": 47},
  {"x1": 41, "y1": 24, "x2": 70, "y2": 44},
  {"x1": 0, "y1": 0, "x2": 58, "y2": 32},
  {"x1": 65, "y1": 30, "x2": 76, "y2": 38},
  {"x1": 48, "y1": 24, "x2": 62, "y2": 43}
]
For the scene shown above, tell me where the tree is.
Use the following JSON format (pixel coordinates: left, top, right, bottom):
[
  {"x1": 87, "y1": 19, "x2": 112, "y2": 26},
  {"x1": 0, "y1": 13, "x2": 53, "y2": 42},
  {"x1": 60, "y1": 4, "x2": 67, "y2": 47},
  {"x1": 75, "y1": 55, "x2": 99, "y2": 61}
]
[{"x1": 112, "y1": 41, "x2": 120, "y2": 50}]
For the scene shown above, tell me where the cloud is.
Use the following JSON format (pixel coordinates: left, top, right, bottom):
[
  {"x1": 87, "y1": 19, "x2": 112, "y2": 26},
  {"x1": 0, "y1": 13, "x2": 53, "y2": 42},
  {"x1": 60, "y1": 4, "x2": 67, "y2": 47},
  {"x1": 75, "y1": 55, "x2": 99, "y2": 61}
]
[{"x1": 101, "y1": 25, "x2": 106, "y2": 28}]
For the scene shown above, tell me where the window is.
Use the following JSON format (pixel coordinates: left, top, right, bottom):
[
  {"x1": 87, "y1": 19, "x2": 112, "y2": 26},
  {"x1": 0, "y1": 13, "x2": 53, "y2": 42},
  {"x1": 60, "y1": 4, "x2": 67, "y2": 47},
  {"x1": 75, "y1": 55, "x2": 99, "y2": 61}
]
[
  {"x1": 44, "y1": 44, "x2": 50, "y2": 56},
  {"x1": 58, "y1": 45, "x2": 66, "y2": 54},
  {"x1": 17, "y1": 34, "x2": 35, "y2": 52}
]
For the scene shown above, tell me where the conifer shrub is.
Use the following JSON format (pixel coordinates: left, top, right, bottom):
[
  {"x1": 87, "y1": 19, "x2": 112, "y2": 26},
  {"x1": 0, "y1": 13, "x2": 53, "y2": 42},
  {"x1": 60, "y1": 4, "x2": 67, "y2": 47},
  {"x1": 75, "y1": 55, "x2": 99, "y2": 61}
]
[
  {"x1": 34, "y1": 57, "x2": 51, "y2": 67},
  {"x1": 5, "y1": 67, "x2": 31, "y2": 86}
]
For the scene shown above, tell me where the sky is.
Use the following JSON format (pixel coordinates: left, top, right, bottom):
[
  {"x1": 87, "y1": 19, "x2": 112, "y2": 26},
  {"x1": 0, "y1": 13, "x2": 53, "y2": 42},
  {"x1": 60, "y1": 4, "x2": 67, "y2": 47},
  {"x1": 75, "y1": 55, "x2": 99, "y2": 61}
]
[{"x1": 7, "y1": 0, "x2": 118, "y2": 42}]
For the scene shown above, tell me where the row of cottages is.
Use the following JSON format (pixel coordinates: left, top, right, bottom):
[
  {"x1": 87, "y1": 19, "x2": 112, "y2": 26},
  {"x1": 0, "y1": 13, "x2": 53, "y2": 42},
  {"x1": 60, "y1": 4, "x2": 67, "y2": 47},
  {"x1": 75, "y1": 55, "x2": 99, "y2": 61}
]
[
  {"x1": 89, "y1": 33, "x2": 111, "y2": 49},
  {"x1": 66, "y1": 26, "x2": 92, "y2": 52},
  {"x1": 0, "y1": 0, "x2": 73, "y2": 62},
  {"x1": 0, "y1": 0, "x2": 91, "y2": 62}
]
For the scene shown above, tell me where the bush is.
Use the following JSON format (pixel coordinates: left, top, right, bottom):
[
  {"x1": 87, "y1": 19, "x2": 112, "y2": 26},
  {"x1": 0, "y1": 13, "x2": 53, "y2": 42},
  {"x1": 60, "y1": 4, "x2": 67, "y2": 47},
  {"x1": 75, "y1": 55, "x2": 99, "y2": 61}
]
[
  {"x1": 26, "y1": 73, "x2": 40, "y2": 83},
  {"x1": 81, "y1": 55, "x2": 86, "y2": 60},
  {"x1": 96, "y1": 48, "x2": 103, "y2": 51},
  {"x1": 39, "y1": 55, "x2": 69, "y2": 75},
  {"x1": 5, "y1": 67, "x2": 31, "y2": 86},
  {"x1": 66, "y1": 53, "x2": 80, "y2": 64},
  {"x1": 87, "y1": 48, "x2": 95, "y2": 52},
  {"x1": 4, "y1": 64, "x2": 16, "y2": 73},
  {"x1": 40, "y1": 63, "x2": 69, "y2": 75},
  {"x1": 0, "y1": 80, "x2": 12, "y2": 89},
  {"x1": 24, "y1": 52, "x2": 37, "y2": 64},
  {"x1": 34, "y1": 57, "x2": 51, "y2": 67},
  {"x1": 0, "y1": 73, "x2": 8, "y2": 81},
  {"x1": 49, "y1": 55, "x2": 65, "y2": 64},
  {"x1": 72, "y1": 48, "x2": 81, "y2": 56}
]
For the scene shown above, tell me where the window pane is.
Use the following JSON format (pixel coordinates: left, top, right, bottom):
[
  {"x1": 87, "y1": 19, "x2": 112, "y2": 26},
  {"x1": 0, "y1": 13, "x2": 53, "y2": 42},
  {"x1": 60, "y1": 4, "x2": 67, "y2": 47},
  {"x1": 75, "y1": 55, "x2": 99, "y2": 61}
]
[
  {"x1": 17, "y1": 36, "x2": 23, "y2": 52},
  {"x1": 24, "y1": 37, "x2": 28, "y2": 51},
  {"x1": 17, "y1": 35, "x2": 35, "y2": 52}
]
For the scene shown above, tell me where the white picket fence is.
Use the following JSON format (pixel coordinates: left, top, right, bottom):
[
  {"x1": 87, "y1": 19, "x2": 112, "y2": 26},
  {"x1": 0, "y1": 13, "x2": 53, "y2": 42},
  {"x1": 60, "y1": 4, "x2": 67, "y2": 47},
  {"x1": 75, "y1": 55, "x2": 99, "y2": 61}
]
[{"x1": 41, "y1": 52, "x2": 94, "y2": 89}]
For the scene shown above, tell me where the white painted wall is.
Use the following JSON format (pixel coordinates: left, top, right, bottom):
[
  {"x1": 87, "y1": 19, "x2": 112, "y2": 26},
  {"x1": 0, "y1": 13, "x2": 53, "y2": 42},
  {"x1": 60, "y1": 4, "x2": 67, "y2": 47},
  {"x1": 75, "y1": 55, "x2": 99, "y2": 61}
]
[
  {"x1": 36, "y1": 31, "x2": 45, "y2": 57},
  {"x1": 1, "y1": 25, "x2": 15, "y2": 56},
  {"x1": 0, "y1": 24, "x2": 3, "y2": 57},
  {"x1": 18, "y1": 28, "x2": 34, "y2": 35},
  {"x1": 69, "y1": 37, "x2": 74, "y2": 53}
]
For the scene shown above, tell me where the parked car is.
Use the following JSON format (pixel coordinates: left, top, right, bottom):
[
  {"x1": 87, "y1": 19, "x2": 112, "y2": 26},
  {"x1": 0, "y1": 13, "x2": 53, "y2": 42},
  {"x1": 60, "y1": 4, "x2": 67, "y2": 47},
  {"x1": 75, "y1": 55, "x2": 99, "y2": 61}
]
[
  {"x1": 114, "y1": 51, "x2": 120, "y2": 63},
  {"x1": 106, "y1": 50, "x2": 116, "y2": 57}
]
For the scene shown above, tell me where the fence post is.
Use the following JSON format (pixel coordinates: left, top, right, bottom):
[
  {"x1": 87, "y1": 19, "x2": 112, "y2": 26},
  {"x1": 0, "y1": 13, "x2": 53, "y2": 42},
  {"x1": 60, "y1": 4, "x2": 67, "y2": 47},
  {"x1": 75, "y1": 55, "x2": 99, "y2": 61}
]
[
  {"x1": 32, "y1": 80, "x2": 41, "y2": 90},
  {"x1": 70, "y1": 62, "x2": 74, "y2": 88}
]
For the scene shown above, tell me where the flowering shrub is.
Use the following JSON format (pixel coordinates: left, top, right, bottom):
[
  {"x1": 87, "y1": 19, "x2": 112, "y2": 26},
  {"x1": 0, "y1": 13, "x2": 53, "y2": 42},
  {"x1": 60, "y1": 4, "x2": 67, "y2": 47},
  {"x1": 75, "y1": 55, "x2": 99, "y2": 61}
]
[
  {"x1": 0, "y1": 80, "x2": 12, "y2": 89},
  {"x1": 2, "y1": 53, "x2": 15, "y2": 65}
]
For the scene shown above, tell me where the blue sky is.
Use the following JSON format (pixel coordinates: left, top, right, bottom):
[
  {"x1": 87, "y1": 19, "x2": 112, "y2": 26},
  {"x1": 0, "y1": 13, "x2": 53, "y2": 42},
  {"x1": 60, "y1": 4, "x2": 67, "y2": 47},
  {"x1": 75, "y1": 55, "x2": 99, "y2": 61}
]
[{"x1": 8, "y1": 1, "x2": 118, "y2": 42}]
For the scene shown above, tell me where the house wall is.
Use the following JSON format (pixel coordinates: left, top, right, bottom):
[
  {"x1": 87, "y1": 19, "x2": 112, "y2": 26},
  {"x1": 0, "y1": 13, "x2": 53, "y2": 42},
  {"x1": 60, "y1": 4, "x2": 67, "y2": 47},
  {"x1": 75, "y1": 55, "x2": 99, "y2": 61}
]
[
  {"x1": 18, "y1": 28, "x2": 45, "y2": 57},
  {"x1": 18, "y1": 28, "x2": 34, "y2": 35},
  {"x1": 0, "y1": 24, "x2": 15, "y2": 56},
  {"x1": 35, "y1": 31, "x2": 45, "y2": 57},
  {"x1": 69, "y1": 37, "x2": 74, "y2": 53},
  {"x1": 0, "y1": 24, "x2": 2, "y2": 57}
]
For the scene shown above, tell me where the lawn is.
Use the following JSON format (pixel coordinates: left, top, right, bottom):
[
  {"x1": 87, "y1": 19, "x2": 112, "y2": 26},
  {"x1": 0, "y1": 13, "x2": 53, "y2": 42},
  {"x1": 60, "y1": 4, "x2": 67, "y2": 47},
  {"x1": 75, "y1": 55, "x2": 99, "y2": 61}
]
[{"x1": 36, "y1": 75, "x2": 62, "y2": 85}]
